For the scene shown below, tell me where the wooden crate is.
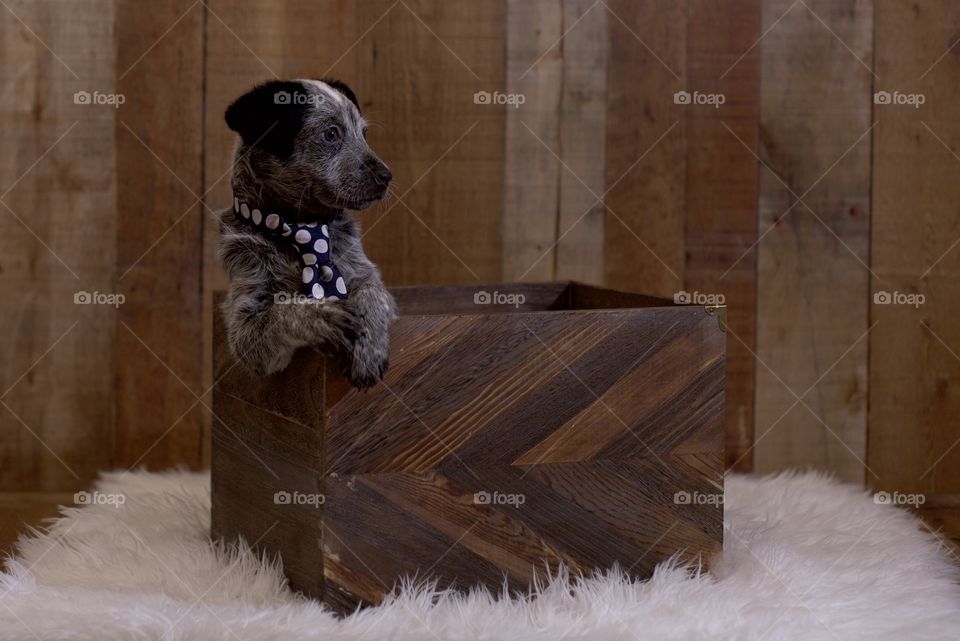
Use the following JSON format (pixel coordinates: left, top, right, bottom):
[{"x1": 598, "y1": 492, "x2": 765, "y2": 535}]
[{"x1": 211, "y1": 282, "x2": 725, "y2": 614}]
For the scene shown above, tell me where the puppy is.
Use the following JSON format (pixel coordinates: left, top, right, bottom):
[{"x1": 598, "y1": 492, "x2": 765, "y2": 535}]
[{"x1": 218, "y1": 79, "x2": 396, "y2": 389}]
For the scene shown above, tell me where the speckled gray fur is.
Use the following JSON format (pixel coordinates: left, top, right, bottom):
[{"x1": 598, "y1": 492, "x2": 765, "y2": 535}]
[{"x1": 218, "y1": 79, "x2": 396, "y2": 389}]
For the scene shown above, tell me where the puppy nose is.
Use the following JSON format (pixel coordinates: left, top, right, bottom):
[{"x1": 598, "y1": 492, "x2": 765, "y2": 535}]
[
  {"x1": 365, "y1": 156, "x2": 392, "y2": 187},
  {"x1": 375, "y1": 164, "x2": 392, "y2": 187}
]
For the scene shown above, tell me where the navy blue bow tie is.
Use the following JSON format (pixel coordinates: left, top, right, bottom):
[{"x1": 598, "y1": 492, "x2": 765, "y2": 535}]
[{"x1": 233, "y1": 198, "x2": 348, "y2": 300}]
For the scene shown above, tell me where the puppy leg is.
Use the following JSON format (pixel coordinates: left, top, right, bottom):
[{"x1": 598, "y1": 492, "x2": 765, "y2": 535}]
[
  {"x1": 220, "y1": 228, "x2": 360, "y2": 376},
  {"x1": 224, "y1": 292, "x2": 359, "y2": 377},
  {"x1": 345, "y1": 283, "x2": 397, "y2": 389}
]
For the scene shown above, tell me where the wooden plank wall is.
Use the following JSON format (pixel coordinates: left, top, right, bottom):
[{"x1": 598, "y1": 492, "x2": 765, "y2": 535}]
[
  {"x1": 114, "y1": 0, "x2": 205, "y2": 471},
  {"x1": 603, "y1": 0, "x2": 686, "y2": 298},
  {"x1": 555, "y1": 0, "x2": 607, "y2": 283},
  {"x1": 870, "y1": 1, "x2": 960, "y2": 496},
  {"x1": 3, "y1": 0, "x2": 960, "y2": 498},
  {"x1": 356, "y1": 0, "x2": 505, "y2": 285},
  {"x1": 753, "y1": 0, "x2": 873, "y2": 482},
  {"x1": 684, "y1": 0, "x2": 761, "y2": 471},
  {"x1": 0, "y1": 0, "x2": 116, "y2": 490},
  {"x1": 502, "y1": 0, "x2": 561, "y2": 282}
]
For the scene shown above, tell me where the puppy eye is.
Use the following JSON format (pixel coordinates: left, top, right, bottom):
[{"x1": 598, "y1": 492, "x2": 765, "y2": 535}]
[
  {"x1": 362, "y1": 126, "x2": 368, "y2": 139},
  {"x1": 322, "y1": 125, "x2": 341, "y2": 143}
]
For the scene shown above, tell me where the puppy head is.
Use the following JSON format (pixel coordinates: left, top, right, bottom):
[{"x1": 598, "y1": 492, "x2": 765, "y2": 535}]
[{"x1": 225, "y1": 79, "x2": 391, "y2": 211}]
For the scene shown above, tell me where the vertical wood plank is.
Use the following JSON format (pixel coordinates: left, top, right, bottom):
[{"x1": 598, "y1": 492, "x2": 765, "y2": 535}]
[
  {"x1": 502, "y1": 0, "x2": 561, "y2": 282},
  {"x1": 753, "y1": 0, "x2": 872, "y2": 482},
  {"x1": 684, "y1": 0, "x2": 761, "y2": 471},
  {"x1": 603, "y1": 0, "x2": 686, "y2": 297},
  {"x1": 870, "y1": 1, "x2": 960, "y2": 493},
  {"x1": 357, "y1": 0, "x2": 506, "y2": 286},
  {"x1": 555, "y1": 0, "x2": 607, "y2": 284},
  {"x1": 114, "y1": 0, "x2": 205, "y2": 469},
  {"x1": 0, "y1": 0, "x2": 116, "y2": 490},
  {"x1": 202, "y1": 0, "x2": 357, "y2": 466}
]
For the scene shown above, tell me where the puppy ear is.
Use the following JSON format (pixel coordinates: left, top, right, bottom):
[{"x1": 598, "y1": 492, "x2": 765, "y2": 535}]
[
  {"x1": 320, "y1": 78, "x2": 361, "y2": 113},
  {"x1": 225, "y1": 80, "x2": 309, "y2": 158}
]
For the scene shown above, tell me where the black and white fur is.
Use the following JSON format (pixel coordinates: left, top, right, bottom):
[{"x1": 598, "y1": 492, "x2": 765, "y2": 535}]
[{"x1": 218, "y1": 79, "x2": 396, "y2": 389}]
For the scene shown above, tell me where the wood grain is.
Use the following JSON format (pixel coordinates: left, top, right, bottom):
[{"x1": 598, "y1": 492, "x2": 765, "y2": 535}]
[
  {"x1": 211, "y1": 417, "x2": 325, "y2": 597},
  {"x1": 113, "y1": 0, "x2": 205, "y2": 470},
  {"x1": 356, "y1": 0, "x2": 505, "y2": 286},
  {"x1": 869, "y1": 1, "x2": 960, "y2": 493},
  {"x1": 603, "y1": 0, "x2": 686, "y2": 298},
  {"x1": 212, "y1": 283, "x2": 725, "y2": 614},
  {"x1": 684, "y1": 0, "x2": 761, "y2": 471},
  {"x1": 0, "y1": 0, "x2": 116, "y2": 490},
  {"x1": 555, "y1": 0, "x2": 606, "y2": 284},
  {"x1": 753, "y1": 0, "x2": 872, "y2": 482},
  {"x1": 502, "y1": 0, "x2": 562, "y2": 282}
]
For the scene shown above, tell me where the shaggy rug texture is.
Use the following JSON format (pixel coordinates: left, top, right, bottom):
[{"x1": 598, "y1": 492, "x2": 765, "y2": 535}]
[{"x1": 1, "y1": 470, "x2": 958, "y2": 640}]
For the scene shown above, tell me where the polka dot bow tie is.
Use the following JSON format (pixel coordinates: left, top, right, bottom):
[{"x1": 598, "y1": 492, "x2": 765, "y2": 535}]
[{"x1": 233, "y1": 198, "x2": 348, "y2": 300}]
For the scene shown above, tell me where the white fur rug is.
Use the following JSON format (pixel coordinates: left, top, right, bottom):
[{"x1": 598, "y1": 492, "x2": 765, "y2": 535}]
[{"x1": 1, "y1": 470, "x2": 958, "y2": 640}]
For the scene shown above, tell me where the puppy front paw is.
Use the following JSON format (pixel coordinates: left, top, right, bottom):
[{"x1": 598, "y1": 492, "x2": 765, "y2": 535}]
[
  {"x1": 313, "y1": 301, "x2": 360, "y2": 357},
  {"x1": 346, "y1": 333, "x2": 390, "y2": 390}
]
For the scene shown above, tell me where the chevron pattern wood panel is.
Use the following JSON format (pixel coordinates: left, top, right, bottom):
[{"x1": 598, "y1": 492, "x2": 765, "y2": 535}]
[{"x1": 211, "y1": 282, "x2": 725, "y2": 615}]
